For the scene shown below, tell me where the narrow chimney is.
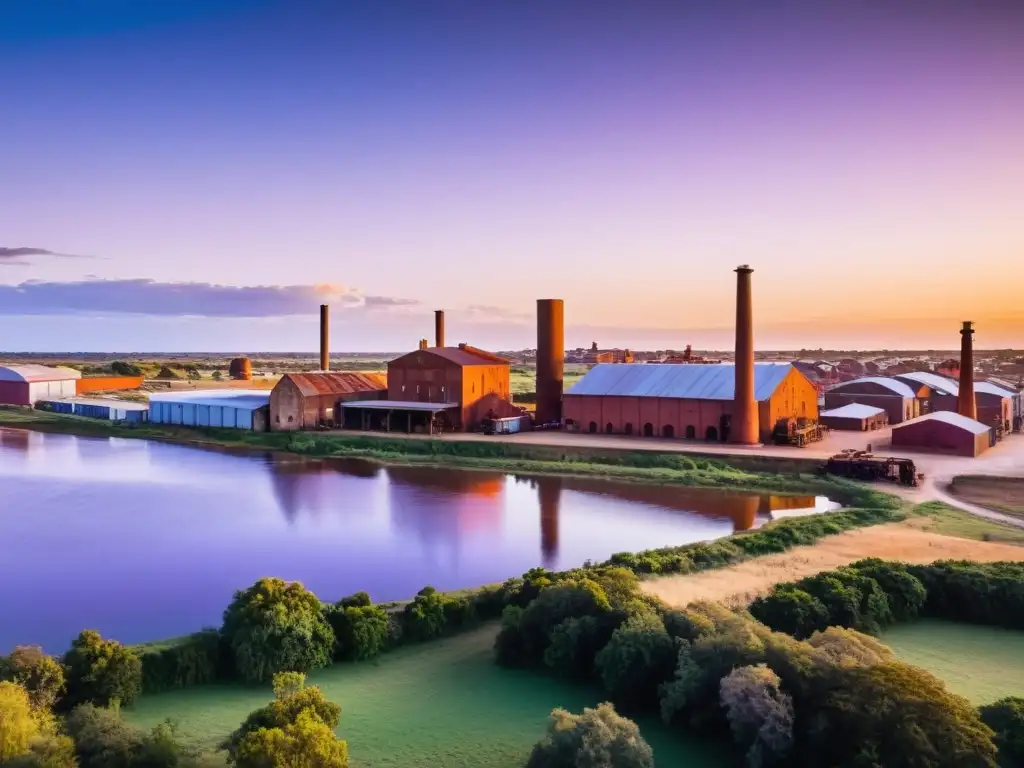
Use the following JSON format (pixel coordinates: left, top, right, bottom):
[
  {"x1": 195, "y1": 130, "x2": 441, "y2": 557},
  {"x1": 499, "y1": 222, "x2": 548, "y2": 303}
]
[
  {"x1": 319, "y1": 304, "x2": 330, "y2": 372},
  {"x1": 958, "y1": 321, "x2": 977, "y2": 420},
  {"x1": 536, "y1": 299, "x2": 565, "y2": 425},
  {"x1": 434, "y1": 310, "x2": 445, "y2": 348},
  {"x1": 730, "y1": 265, "x2": 759, "y2": 444},
  {"x1": 418, "y1": 338, "x2": 429, "y2": 350}
]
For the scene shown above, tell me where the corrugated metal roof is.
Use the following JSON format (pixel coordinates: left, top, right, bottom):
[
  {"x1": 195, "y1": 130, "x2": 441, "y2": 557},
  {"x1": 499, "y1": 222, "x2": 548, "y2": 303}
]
[
  {"x1": 392, "y1": 347, "x2": 510, "y2": 367},
  {"x1": 828, "y1": 377, "x2": 917, "y2": 398},
  {"x1": 148, "y1": 390, "x2": 270, "y2": 410},
  {"x1": 976, "y1": 381, "x2": 1013, "y2": 397},
  {"x1": 820, "y1": 403, "x2": 886, "y2": 419},
  {"x1": 565, "y1": 363, "x2": 795, "y2": 401},
  {"x1": 0, "y1": 365, "x2": 82, "y2": 383},
  {"x1": 894, "y1": 371, "x2": 959, "y2": 395},
  {"x1": 42, "y1": 396, "x2": 149, "y2": 411},
  {"x1": 894, "y1": 410, "x2": 991, "y2": 435},
  {"x1": 282, "y1": 372, "x2": 386, "y2": 397},
  {"x1": 339, "y1": 399, "x2": 458, "y2": 411}
]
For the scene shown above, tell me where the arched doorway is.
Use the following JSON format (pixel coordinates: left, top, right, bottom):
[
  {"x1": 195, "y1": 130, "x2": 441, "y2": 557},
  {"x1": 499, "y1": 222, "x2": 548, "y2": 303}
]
[
  {"x1": 605, "y1": 423, "x2": 614, "y2": 434},
  {"x1": 643, "y1": 422, "x2": 654, "y2": 437},
  {"x1": 588, "y1": 421, "x2": 598, "y2": 434},
  {"x1": 662, "y1": 424, "x2": 674, "y2": 438},
  {"x1": 705, "y1": 425, "x2": 718, "y2": 441},
  {"x1": 685, "y1": 425, "x2": 696, "y2": 439},
  {"x1": 624, "y1": 423, "x2": 634, "y2": 435}
]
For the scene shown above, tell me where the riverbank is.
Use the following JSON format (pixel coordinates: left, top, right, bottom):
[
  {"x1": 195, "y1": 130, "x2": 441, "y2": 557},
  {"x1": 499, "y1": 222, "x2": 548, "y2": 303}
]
[{"x1": 0, "y1": 408, "x2": 878, "y2": 504}]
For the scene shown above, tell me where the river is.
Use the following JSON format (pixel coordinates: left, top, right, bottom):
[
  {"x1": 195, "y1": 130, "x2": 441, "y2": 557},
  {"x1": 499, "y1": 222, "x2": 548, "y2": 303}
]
[{"x1": 0, "y1": 428, "x2": 839, "y2": 652}]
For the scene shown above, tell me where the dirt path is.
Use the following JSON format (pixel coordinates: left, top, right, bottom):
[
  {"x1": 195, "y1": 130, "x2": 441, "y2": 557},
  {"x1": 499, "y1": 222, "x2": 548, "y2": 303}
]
[{"x1": 641, "y1": 521, "x2": 1024, "y2": 609}]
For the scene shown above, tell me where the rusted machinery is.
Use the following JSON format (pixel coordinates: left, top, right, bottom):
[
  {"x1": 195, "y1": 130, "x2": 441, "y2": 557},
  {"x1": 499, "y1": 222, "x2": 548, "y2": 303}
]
[
  {"x1": 821, "y1": 449, "x2": 921, "y2": 487},
  {"x1": 772, "y1": 417, "x2": 826, "y2": 447}
]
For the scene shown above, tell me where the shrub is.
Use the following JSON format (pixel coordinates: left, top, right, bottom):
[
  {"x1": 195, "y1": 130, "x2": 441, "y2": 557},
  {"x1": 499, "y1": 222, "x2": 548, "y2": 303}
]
[
  {"x1": 221, "y1": 578, "x2": 335, "y2": 682},
  {"x1": 720, "y1": 665, "x2": 794, "y2": 767},
  {"x1": 223, "y1": 673, "x2": 341, "y2": 763},
  {"x1": 749, "y1": 588, "x2": 829, "y2": 639},
  {"x1": 525, "y1": 702, "x2": 654, "y2": 768},
  {"x1": 337, "y1": 591, "x2": 371, "y2": 609},
  {"x1": 134, "y1": 629, "x2": 226, "y2": 694},
  {"x1": 325, "y1": 604, "x2": 389, "y2": 661},
  {"x1": 1, "y1": 733, "x2": 77, "y2": 767},
  {"x1": 805, "y1": 626, "x2": 894, "y2": 667},
  {"x1": 980, "y1": 697, "x2": 1024, "y2": 768},
  {"x1": 62, "y1": 631, "x2": 142, "y2": 709},
  {"x1": 0, "y1": 682, "x2": 38, "y2": 761},
  {"x1": 595, "y1": 614, "x2": 678, "y2": 712},
  {"x1": 0, "y1": 646, "x2": 65, "y2": 711},
  {"x1": 910, "y1": 562, "x2": 1024, "y2": 630},
  {"x1": 401, "y1": 587, "x2": 460, "y2": 642},
  {"x1": 662, "y1": 608, "x2": 715, "y2": 643},
  {"x1": 847, "y1": 559, "x2": 927, "y2": 622},
  {"x1": 64, "y1": 704, "x2": 196, "y2": 768},
  {"x1": 494, "y1": 605, "x2": 528, "y2": 668},
  {"x1": 543, "y1": 616, "x2": 606, "y2": 681},
  {"x1": 234, "y1": 709, "x2": 348, "y2": 768}
]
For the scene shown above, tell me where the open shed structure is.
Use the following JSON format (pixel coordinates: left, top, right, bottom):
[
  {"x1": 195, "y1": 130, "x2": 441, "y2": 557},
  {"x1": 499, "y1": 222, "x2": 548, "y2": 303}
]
[
  {"x1": 891, "y1": 411, "x2": 991, "y2": 457},
  {"x1": 0, "y1": 365, "x2": 81, "y2": 405},
  {"x1": 149, "y1": 390, "x2": 269, "y2": 431},
  {"x1": 819, "y1": 403, "x2": 888, "y2": 431},
  {"x1": 562, "y1": 362, "x2": 817, "y2": 443},
  {"x1": 270, "y1": 372, "x2": 386, "y2": 431}
]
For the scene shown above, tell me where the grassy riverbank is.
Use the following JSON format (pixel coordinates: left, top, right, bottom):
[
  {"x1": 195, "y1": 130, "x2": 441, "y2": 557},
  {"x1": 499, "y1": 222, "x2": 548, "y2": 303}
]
[{"x1": 0, "y1": 407, "x2": 877, "y2": 504}]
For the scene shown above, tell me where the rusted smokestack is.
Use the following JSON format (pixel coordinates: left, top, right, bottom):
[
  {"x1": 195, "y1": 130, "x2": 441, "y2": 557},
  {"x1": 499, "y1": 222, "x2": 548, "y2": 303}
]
[
  {"x1": 958, "y1": 321, "x2": 977, "y2": 420},
  {"x1": 538, "y1": 476, "x2": 561, "y2": 566},
  {"x1": 418, "y1": 338, "x2": 429, "y2": 350},
  {"x1": 434, "y1": 310, "x2": 445, "y2": 348},
  {"x1": 730, "y1": 265, "x2": 759, "y2": 444},
  {"x1": 319, "y1": 304, "x2": 330, "y2": 372},
  {"x1": 536, "y1": 299, "x2": 565, "y2": 425}
]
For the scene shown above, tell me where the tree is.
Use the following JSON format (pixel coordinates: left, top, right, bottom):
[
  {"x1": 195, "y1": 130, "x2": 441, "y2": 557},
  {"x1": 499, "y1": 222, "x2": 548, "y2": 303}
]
[
  {"x1": 719, "y1": 665, "x2": 794, "y2": 767},
  {"x1": 749, "y1": 588, "x2": 829, "y2": 639},
  {"x1": 61, "y1": 631, "x2": 142, "y2": 709},
  {"x1": 211, "y1": 370, "x2": 223, "y2": 381},
  {"x1": 543, "y1": 616, "x2": 608, "y2": 681},
  {"x1": 848, "y1": 559, "x2": 927, "y2": 622},
  {"x1": 234, "y1": 709, "x2": 348, "y2": 768},
  {"x1": 979, "y1": 697, "x2": 1024, "y2": 768},
  {"x1": 595, "y1": 615, "x2": 678, "y2": 711},
  {"x1": 0, "y1": 647, "x2": 65, "y2": 711},
  {"x1": 64, "y1": 703, "x2": 196, "y2": 768},
  {"x1": 224, "y1": 673, "x2": 343, "y2": 766},
  {"x1": 1, "y1": 733, "x2": 77, "y2": 767},
  {"x1": 325, "y1": 605, "x2": 389, "y2": 661},
  {"x1": 0, "y1": 682, "x2": 38, "y2": 761},
  {"x1": 221, "y1": 578, "x2": 335, "y2": 682},
  {"x1": 805, "y1": 626, "x2": 893, "y2": 667},
  {"x1": 110, "y1": 361, "x2": 143, "y2": 377},
  {"x1": 505, "y1": 580, "x2": 612, "y2": 667},
  {"x1": 525, "y1": 702, "x2": 654, "y2": 768}
]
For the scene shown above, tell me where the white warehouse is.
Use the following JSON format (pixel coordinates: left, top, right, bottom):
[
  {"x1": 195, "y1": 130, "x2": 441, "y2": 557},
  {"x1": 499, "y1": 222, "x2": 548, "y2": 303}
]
[{"x1": 148, "y1": 390, "x2": 270, "y2": 431}]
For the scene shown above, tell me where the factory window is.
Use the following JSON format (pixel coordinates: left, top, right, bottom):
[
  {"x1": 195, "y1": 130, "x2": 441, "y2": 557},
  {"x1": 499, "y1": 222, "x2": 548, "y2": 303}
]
[
  {"x1": 275, "y1": 415, "x2": 280, "y2": 424},
  {"x1": 588, "y1": 421, "x2": 598, "y2": 433},
  {"x1": 662, "y1": 425, "x2": 675, "y2": 438},
  {"x1": 705, "y1": 426, "x2": 718, "y2": 441},
  {"x1": 685, "y1": 425, "x2": 696, "y2": 439},
  {"x1": 605, "y1": 422, "x2": 614, "y2": 434},
  {"x1": 624, "y1": 422, "x2": 633, "y2": 435},
  {"x1": 643, "y1": 422, "x2": 653, "y2": 437},
  {"x1": 288, "y1": 415, "x2": 293, "y2": 423}
]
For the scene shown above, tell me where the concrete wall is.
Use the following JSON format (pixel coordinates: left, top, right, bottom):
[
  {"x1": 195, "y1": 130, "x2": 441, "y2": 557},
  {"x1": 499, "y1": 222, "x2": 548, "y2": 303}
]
[{"x1": 28, "y1": 380, "x2": 77, "y2": 402}]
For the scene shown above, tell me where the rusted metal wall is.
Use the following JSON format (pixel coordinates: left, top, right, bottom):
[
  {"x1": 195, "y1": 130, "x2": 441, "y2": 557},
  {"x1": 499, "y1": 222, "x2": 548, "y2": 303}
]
[{"x1": 536, "y1": 299, "x2": 564, "y2": 425}]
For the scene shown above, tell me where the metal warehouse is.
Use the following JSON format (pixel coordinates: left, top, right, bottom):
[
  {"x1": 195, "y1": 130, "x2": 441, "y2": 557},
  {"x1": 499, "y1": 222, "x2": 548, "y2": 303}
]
[
  {"x1": 819, "y1": 403, "x2": 888, "y2": 431},
  {"x1": 893, "y1": 371, "x2": 1012, "y2": 434},
  {"x1": 823, "y1": 377, "x2": 919, "y2": 424},
  {"x1": 149, "y1": 390, "x2": 270, "y2": 431},
  {"x1": 39, "y1": 397, "x2": 149, "y2": 423},
  {"x1": 562, "y1": 362, "x2": 818, "y2": 443},
  {"x1": 891, "y1": 411, "x2": 991, "y2": 458},
  {"x1": 270, "y1": 372, "x2": 387, "y2": 431},
  {"x1": 0, "y1": 365, "x2": 81, "y2": 406}
]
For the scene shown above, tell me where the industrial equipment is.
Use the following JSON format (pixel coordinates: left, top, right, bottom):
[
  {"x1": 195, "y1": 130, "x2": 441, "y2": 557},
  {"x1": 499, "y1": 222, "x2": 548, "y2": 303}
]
[
  {"x1": 772, "y1": 417, "x2": 826, "y2": 447},
  {"x1": 481, "y1": 416, "x2": 523, "y2": 435},
  {"x1": 821, "y1": 449, "x2": 921, "y2": 487}
]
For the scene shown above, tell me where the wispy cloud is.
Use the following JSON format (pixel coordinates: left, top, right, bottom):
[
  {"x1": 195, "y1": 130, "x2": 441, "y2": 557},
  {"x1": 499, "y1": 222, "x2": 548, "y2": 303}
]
[
  {"x1": 0, "y1": 279, "x2": 420, "y2": 317},
  {"x1": 460, "y1": 304, "x2": 532, "y2": 323},
  {"x1": 0, "y1": 246, "x2": 93, "y2": 265}
]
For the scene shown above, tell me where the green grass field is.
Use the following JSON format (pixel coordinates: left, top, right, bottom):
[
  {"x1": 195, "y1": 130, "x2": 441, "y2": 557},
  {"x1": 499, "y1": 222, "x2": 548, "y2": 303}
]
[
  {"x1": 882, "y1": 619, "x2": 1024, "y2": 705},
  {"x1": 125, "y1": 626, "x2": 728, "y2": 767},
  {"x1": 907, "y1": 501, "x2": 1024, "y2": 545}
]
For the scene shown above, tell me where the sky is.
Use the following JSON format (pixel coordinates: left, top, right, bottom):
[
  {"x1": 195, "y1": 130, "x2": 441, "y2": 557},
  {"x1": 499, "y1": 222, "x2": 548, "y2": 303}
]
[{"x1": 1, "y1": 0, "x2": 1022, "y2": 352}]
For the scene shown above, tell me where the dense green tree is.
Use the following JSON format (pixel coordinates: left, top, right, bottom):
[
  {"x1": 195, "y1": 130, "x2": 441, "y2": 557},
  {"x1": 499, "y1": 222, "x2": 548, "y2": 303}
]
[
  {"x1": 980, "y1": 697, "x2": 1024, "y2": 768},
  {"x1": 719, "y1": 664, "x2": 794, "y2": 767},
  {"x1": 401, "y1": 587, "x2": 452, "y2": 643},
  {"x1": 595, "y1": 614, "x2": 678, "y2": 712},
  {"x1": 526, "y1": 702, "x2": 654, "y2": 768},
  {"x1": 543, "y1": 616, "x2": 607, "y2": 681},
  {"x1": 749, "y1": 588, "x2": 829, "y2": 639},
  {"x1": 0, "y1": 647, "x2": 65, "y2": 711},
  {"x1": 509, "y1": 580, "x2": 612, "y2": 666},
  {"x1": 221, "y1": 578, "x2": 335, "y2": 682},
  {"x1": 325, "y1": 605, "x2": 389, "y2": 661},
  {"x1": 0, "y1": 682, "x2": 38, "y2": 761},
  {"x1": 61, "y1": 631, "x2": 142, "y2": 709},
  {"x1": 234, "y1": 709, "x2": 348, "y2": 768},
  {"x1": 336, "y1": 591, "x2": 372, "y2": 609},
  {"x1": 848, "y1": 559, "x2": 927, "y2": 622}
]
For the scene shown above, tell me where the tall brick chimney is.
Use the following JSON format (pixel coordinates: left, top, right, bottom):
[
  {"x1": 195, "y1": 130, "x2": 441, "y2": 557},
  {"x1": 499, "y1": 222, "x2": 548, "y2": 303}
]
[
  {"x1": 958, "y1": 321, "x2": 977, "y2": 420},
  {"x1": 730, "y1": 265, "x2": 759, "y2": 444},
  {"x1": 319, "y1": 304, "x2": 330, "y2": 372},
  {"x1": 418, "y1": 338, "x2": 428, "y2": 350},
  {"x1": 536, "y1": 299, "x2": 565, "y2": 425},
  {"x1": 434, "y1": 310, "x2": 445, "y2": 348}
]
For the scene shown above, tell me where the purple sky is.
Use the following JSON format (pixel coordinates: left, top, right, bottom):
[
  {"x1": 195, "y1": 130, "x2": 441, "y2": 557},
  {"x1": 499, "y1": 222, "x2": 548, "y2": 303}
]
[{"x1": 2, "y1": 1, "x2": 1022, "y2": 352}]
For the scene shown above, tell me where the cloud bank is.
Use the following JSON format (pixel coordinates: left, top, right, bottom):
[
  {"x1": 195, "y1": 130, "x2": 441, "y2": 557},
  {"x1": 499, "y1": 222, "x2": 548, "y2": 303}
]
[
  {"x1": 0, "y1": 279, "x2": 419, "y2": 317},
  {"x1": 0, "y1": 246, "x2": 91, "y2": 265}
]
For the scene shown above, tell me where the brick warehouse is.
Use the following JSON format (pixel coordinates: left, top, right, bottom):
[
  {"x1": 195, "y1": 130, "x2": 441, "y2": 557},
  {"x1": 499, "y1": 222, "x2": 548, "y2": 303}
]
[
  {"x1": 563, "y1": 362, "x2": 817, "y2": 444},
  {"x1": 270, "y1": 372, "x2": 387, "y2": 431}
]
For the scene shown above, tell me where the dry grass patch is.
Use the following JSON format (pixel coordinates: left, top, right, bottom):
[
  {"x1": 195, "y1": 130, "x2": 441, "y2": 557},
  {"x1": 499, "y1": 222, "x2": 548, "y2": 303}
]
[
  {"x1": 949, "y1": 475, "x2": 1024, "y2": 519},
  {"x1": 641, "y1": 521, "x2": 1024, "y2": 609}
]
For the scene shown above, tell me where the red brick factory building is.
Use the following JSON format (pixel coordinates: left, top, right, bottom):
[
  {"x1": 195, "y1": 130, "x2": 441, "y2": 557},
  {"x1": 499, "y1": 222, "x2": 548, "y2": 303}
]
[{"x1": 270, "y1": 372, "x2": 387, "y2": 431}]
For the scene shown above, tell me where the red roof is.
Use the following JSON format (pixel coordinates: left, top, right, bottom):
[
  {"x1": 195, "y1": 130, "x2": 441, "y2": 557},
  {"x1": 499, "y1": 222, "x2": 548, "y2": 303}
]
[
  {"x1": 395, "y1": 346, "x2": 510, "y2": 367},
  {"x1": 281, "y1": 372, "x2": 386, "y2": 397}
]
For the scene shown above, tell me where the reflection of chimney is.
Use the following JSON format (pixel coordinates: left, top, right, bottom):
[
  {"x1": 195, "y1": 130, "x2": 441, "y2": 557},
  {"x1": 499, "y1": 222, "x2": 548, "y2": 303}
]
[
  {"x1": 958, "y1": 321, "x2": 977, "y2": 420},
  {"x1": 730, "y1": 266, "x2": 759, "y2": 444},
  {"x1": 537, "y1": 476, "x2": 561, "y2": 566},
  {"x1": 434, "y1": 310, "x2": 445, "y2": 348},
  {"x1": 418, "y1": 338, "x2": 429, "y2": 350},
  {"x1": 320, "y1": 304, "x2": 330, "y2": 372},
  {"x1": 536, "y1": 299, "x2": 565, "y2": 425}
]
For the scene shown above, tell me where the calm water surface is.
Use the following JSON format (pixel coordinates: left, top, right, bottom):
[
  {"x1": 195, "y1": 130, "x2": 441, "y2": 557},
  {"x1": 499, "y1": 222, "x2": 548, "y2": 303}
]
[{"x1": 0, "y1": 429, "x2": 838, "y2": 652}]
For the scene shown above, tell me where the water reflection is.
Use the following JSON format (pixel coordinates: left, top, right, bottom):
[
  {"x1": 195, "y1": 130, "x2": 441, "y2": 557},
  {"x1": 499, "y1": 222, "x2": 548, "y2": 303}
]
[{"x1": 0, "y1": 428, "x2": 839, "y2": 653}]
